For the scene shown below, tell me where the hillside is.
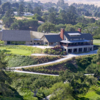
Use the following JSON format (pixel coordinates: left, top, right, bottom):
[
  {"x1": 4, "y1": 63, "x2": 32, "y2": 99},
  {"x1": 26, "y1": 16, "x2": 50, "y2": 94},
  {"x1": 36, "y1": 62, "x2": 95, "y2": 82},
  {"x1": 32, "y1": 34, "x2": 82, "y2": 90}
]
[{"x1": 22, "y1": 0, "x2": 100, "y2": 6}]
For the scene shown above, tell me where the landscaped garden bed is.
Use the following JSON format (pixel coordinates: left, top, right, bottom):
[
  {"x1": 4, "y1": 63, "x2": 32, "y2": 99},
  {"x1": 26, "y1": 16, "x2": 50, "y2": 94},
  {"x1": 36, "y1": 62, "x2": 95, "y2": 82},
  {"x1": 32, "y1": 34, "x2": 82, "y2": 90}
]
[
  {"x1": 6, "y1": 54, "x2": 62, "y2": 67},
  {"x1": 21, "y1": 54, "x2": 96, "y2": 74},
  {"x1": 21, "y1": 59, "x2": 77, "y2": 74},
  {"x1": 44, "y1": 46, "x2": 66, "y2": 55}
]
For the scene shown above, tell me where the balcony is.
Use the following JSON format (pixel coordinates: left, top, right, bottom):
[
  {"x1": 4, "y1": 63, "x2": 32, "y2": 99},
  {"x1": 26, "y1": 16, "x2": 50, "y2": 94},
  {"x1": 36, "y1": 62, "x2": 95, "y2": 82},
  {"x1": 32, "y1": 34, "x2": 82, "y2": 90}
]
[{"x1": 61, "y1": 43, "x2": 93, "y2": 47}]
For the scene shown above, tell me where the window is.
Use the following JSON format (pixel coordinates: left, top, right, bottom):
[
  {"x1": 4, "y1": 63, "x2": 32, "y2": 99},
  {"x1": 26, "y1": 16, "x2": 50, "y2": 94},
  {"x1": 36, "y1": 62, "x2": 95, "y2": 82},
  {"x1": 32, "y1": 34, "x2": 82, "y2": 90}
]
[
  {"x1": 73, "y1": 39, "x2": 79, "y2": 40},
  {"x1": 45, "y1": 42, "x2": 48, "y2": 44},
  {"x1": 50, "y1": 42, "x2": 53, "y2": 45},
  {"x1": 68, "y1": 33, "x2": 81, "y2": 37},
  {"x1": 9, "y1": 41, "x2": 25, "y2": 45}
]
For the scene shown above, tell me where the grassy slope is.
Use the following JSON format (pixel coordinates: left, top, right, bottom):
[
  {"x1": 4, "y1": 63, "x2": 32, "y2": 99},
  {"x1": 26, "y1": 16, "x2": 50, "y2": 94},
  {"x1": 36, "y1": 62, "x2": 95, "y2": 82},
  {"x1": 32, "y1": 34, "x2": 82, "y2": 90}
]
[{"x1": 93, "y1": 39, "x2": 100, "y2": 45}]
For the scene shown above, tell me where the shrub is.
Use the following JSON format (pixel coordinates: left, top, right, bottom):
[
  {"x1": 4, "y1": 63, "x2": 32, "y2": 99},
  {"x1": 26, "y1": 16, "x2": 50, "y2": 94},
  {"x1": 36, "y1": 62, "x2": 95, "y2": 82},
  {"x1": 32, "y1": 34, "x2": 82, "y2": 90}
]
[
  {"x1": 7, "y1": 55, "x2": 61, "y2": 67},
  {"x1": 44, "y1": 47, "x2": 66, "y2": 55}
]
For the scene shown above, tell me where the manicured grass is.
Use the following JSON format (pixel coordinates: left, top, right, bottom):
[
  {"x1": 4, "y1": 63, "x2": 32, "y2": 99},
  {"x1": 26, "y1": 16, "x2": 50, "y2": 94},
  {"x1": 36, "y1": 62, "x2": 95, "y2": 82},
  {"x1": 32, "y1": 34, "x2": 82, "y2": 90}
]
[
  {"x1": 93, "y1": 39, "x2": 100, "y2": 45},
  {"x1": 0, "y1": 48, "x2": 32, "y2": 56},
  {"x1": 7, "y1": 49, "x2": 32, "y2": 55},
  {"x1": 0, "y1": 45, "x2": 44, "y2": 56}
]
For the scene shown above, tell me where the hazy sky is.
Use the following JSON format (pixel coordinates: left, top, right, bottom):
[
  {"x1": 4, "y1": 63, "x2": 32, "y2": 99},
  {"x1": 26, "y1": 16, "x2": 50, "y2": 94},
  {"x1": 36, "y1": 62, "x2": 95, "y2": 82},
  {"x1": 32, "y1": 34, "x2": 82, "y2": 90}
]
[{"x1": 22, "y1": 0, "x2": 100, "y2": 1}]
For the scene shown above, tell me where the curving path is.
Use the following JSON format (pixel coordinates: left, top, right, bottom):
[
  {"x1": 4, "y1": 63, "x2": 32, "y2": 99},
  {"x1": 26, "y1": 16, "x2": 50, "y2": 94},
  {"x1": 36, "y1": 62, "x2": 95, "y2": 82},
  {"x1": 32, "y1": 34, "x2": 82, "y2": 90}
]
[
  {"x1": 10, "y1": 50, "x2": 97, "y2": 70},
  {"x1": 13, "y1": 70, "x2": 59, "y2": 76}
]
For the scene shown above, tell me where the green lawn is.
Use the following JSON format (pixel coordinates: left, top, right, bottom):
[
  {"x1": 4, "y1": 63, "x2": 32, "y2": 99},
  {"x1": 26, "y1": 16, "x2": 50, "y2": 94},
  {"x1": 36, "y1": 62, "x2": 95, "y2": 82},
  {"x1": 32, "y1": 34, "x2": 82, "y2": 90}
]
[
  {"x1": 93, "y1": 39, "x2": 100, "y2": 45},
  {"x1": 0, "y1": 47, "x2": 32, "y2": 56},
  {"x1": 7, "y1": 49, "x2": 32, "y2": 56},
  {"x1": 0, "y1": 45, "x2": 43, "y2": 56}
]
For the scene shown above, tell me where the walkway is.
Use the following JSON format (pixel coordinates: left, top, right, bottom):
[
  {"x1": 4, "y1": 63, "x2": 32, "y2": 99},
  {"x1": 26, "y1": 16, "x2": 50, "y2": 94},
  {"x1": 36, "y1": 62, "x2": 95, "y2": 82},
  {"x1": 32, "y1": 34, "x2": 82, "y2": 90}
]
[
  {"x1": 31, "y1": 54, "x2": 60, "y2": 56},
  {"x1": 10, "y1": 50, "x2": 97, "y2": 70},
  {"x1": 31, "y1": 45, "x2": 54, "y2": 49},
  {"x1": 13, "y1": 70, "x2": 59, "y2": 76}
]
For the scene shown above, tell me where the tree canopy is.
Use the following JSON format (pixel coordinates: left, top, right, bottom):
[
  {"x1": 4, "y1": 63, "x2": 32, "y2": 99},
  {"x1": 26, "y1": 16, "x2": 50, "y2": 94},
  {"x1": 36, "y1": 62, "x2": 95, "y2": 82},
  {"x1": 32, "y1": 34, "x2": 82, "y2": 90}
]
[{"x1": 38, "y1": 22, "x2": 56, "y2": 33}]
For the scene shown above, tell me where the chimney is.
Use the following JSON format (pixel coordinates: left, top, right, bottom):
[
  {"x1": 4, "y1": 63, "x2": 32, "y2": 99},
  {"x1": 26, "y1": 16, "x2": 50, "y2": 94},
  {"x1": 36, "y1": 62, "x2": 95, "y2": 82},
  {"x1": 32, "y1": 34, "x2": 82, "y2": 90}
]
[
  {"x1": 60, "y1": 28, "x2": 64, "y2": 40},
  {"x1": 78, "y1": 28, "x2": 81, "y2": 33}
]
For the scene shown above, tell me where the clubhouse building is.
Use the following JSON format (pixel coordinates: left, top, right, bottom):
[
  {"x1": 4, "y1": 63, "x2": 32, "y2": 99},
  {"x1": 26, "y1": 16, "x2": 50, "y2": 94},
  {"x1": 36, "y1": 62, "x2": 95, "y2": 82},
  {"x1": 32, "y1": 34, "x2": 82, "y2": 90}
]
[{"x1": 0, "y1": 28, "x2": 94, "y2": 53}]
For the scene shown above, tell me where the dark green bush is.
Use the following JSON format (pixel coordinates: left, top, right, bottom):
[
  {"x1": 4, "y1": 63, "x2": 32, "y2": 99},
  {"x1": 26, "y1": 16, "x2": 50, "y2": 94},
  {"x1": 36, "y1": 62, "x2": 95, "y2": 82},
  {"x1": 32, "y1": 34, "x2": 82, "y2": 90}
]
[
  {"x1": 44, "y1": 48, "x2": 66, "y2": 55},
  {"x1": 93, "y1": 35, "x2": 100, "y2": 39},
  {"x1": 76, "y1": 56, "x2": 94, "y2": 70}
]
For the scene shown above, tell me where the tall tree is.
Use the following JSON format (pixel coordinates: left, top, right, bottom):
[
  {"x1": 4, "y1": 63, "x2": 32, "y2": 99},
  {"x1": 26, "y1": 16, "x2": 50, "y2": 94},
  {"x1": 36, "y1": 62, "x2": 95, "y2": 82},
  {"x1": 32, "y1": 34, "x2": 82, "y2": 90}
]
[
  {"x1": 0, "y1": 50, "x2": 23, "y2": 100},
  {"x1": 11, "y1": 19, "x2": 38, "y2": 31},
  {"x1": 5, "y1": 9, "x2": 14, "y2": 17},
  {"x1": 27, "y1": 3, "x2": 33, "y2": 12},
  {"x1": 33, "y1": 6, "x2": 42, "y2": 15},
  {"x1": 57, "y1": 0, "x2": 64, "y2": 7},
  {"x1": 18, "y1": 4, "x2": 24, "y2": 16},
  {"x1": 32, "y1": 14, "x2": 43, "y2": 21},
  {"x1": 97, "y1": 48, "x2": 100, "y2": 64},
  {"x1": 0, "y1": 50, "x2": 11, "y2": 96},
  {"x1": 50, "y1": 82, "x2": 74, "y2": 100},
  {"x1": 48, "y1": 13, "x2": 56, "y2": 24},
  {"x1": 59, "y1": 10, "x2": 67, "y2": 24},
  {"x1": 38, "y1": 22, "x2": 56, "y2": 33},
  {"x1": 48, "y1": 7, "x2": 57, "y2": 13},
  {"x1": 3, "y1": 9, "x2": 15, "y2": 28},
  {"x1": 1, "y1": 2, "x2": 11, "y2": 14}
]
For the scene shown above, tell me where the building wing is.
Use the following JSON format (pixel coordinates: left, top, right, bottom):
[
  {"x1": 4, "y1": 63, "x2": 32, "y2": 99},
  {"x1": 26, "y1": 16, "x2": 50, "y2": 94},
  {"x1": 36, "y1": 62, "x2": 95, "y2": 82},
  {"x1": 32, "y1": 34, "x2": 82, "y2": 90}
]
[
  {"x1": 2, "y1": 30, "x2": 31, "y2": 42},
  {"x1": 64, "y1": 31, "x2": 93, "y2": 40},
  {"x1": 44, "y1": 34, "x2": 62, "y2": 42}
]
